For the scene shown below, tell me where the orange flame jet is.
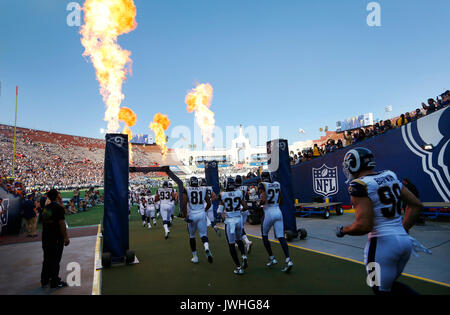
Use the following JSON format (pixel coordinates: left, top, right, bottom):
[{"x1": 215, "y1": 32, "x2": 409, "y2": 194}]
[
  {"x1": 185, "y1": 83, "x2": 215, "y2": 148},
  {"x1": 150, "y1": 113, "x2": 171, "y2": 159},
  {"x1": 119, "y1": 107, "x2": 137, "y2": 163},
  {"x1": 80, "y1": 0, "x2": 137, "y2": 133}
]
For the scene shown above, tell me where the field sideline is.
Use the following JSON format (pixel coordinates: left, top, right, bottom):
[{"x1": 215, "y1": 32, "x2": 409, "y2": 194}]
[
  {"x1": 56, "y1": 189, "x2": 449, "y2": 294},
  {"x1": 99, "y1": 206, "x2": 450, "y2": 295}
]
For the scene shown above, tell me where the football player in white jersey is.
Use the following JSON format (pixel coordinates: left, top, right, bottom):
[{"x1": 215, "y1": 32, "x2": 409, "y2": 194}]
[
  {"x1": 168, "y1": 182, "x2": 176, "y2": 223},
  {"x1": 234, "y1": 175, "x2": 253, "y2": 253},
  {"x1": 146, "y1": 193, "x2": 157, "y2": 228},
  {"x1": 218, "y1": 177, "x2": 249, "y2": 275},
  {"x1": 139, "y1": 196, "x2": 147, "y2": 227},
  {"x1": 182, "y1": 176, "x2": 214, "y2": 264},
  {"x1": 337, "y1": 147, "x2": 423, "y2": 295},
  {"x1": 200, "y1": 178, "x2": 221, "y2": 236},
  {"x1": 258, "y1": 171, "x2": 294, "y2": 273},
  {"x1": 156, "y1": 181, "x2": 176, "y2": 239}
]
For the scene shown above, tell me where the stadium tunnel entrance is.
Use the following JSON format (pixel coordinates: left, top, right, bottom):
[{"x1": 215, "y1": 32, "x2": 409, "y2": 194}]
[{"x1": 129, "y1": 166, "x2": 185, "y2": 210}]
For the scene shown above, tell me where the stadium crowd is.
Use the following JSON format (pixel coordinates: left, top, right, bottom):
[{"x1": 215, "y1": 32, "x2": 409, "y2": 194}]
[{"x1": 290, "y1": 90, "x2": 449, "y2": 165}]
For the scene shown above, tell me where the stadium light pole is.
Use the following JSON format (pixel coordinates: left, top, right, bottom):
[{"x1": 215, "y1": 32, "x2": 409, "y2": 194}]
[{"x1": 11, "y1": 86, "x2": 18, "y2": 178}]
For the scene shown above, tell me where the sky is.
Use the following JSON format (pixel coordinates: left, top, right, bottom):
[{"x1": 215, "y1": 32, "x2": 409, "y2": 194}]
[{"x1": 0, "y1": 0, "x2": 449, "y2": 150}]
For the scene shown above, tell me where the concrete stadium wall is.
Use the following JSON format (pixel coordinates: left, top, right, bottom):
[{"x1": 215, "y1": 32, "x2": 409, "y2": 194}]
[{"x1": 291, "y1": 107, "x2": 449, "y2": 204}]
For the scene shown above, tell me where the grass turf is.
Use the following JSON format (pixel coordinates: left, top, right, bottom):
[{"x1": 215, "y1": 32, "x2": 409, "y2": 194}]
[
  {"x1": 101, "y1": 207, "x2": 450, "y2": 295},
  {"x1": 60, "y1": 189, "x2": 104, "y2": 199}
]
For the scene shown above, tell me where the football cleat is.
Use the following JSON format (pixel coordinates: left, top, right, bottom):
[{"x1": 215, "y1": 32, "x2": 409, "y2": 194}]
[
  {"x1": 266, "y1": 257, "x2": 278, "y2": 267},
  {"x1": 165, "y1": 231, "x2": 170, "y2": 240},
  {"x1": 281, "y1": 260, "x2": 294, "y2": 273},
  {"x1": 205, "y1": 250, "x2": 213, "y2": 264},
  {"x1": 234, "y1": 267, "x2": 244, "y2": 275},
  {"x1": 191, "y1": 256, "x2": 199, "y2": 264},
  {"x1": 147, "y1": 223, "x2": 151, "y2": 229},
  {"x1": 242, "y1": 256, "x2": 248, "y2": 270},
  {"x1": 153, "y1": 219, "x2": 157, "y2": 226}
]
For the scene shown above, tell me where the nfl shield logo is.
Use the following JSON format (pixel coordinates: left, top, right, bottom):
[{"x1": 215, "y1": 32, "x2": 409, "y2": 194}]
[{"x1": 312, "y1": 165, "x2": 339, "y2": 197}]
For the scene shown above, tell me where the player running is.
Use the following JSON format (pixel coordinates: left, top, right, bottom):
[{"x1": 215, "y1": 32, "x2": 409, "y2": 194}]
[
  {"x1": 258, "y1": 171, "x2": 294, "y2": 273},
  {"x1": 234, "y1": 175, "x2": 253, "y2": 253},
  {"x1": 182, "y1": 176, "x2": 214, "y2": 264},
  {"x1": 156, "y1": 181, "x2": 176, "y2": 239},
  {"x1": 337, "y1": 147, "x2": 423, "y2": 295},
  {"x1": 218, "y1": 177, "x2": 249, "y2": 275},
  {"x1": 146, "y1": 193, "x2": 157, "y2": 228},
  {"x1": 168, "y1": 182, "x2": 176, "y2": 223},
  {"x1": 139, "y1": 196, "x2": 147, "y2": 227},
  {"x1": 200, "y1": 178, "x2": 221, "y2": 237}
]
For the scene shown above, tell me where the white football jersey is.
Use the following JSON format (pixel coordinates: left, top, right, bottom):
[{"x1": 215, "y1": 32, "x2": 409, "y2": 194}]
[
  {"x1": 139, "y1": 199, "x2": 146, "y2": 215},
  {"x1": 203, "y1": 186, "x2": 214, "y2": 205},
  {"x1": 258, "y1": 182, "x2": 281, "y2": 210},
  {"x1": 220, "y1": 190, "x2": 244, "y2": 218},
  {"x1": 237, "y1": 186, "x2": 248, "y2": 209},
  {"x1": 158, "y1": 188, "x2": 174, "y2": 205},
  {"x1": 185, "y1": 186, "x2": 207, "y2": 213},
  {"x1": 238, "y1": 185, "x2": 248, "y2": 197},
  {"x1": 146, "y1": 195, "x2": 156, "y2": 208},
  {"x1": 348, "y1": 170, "x2": 407, "y2": 238}
]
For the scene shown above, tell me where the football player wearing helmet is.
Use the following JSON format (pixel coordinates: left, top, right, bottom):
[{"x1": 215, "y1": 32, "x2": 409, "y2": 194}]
[
  {"x1": 139, "y1": 196, "x2": 147, "y2": 227},
  {"x1": 200, "y1": 178, "x2": 220, "y2": 236},
  {"x1": 235, "y1": 175, "x2": 253, "y2": 253},
  {"x1": 167, "y1": 182, "x2": 176, "y2": 224},
  {"x1": 217, "y1": 177, "x2": 249, "y2": 275},
  {"x1": 338, "y1": 147, "x2": 423, "y2": 295},
  {"x1": 146, "y1": 193, "x2": 157, "y2": 228},
  {"x1": 156, "y1": 181, "x2": 176, "y2": 239},
  {"x1": 182, "y1": 176, "x2": 214, "y2": 264},
  {"x1": 258, "y1": 171, "x2": 293, "y2": 273}
]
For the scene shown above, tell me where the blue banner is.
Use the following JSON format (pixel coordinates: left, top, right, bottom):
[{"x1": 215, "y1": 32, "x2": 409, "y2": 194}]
[
  {"x1": 292, "y1": 107, "x2": 450, "y2": 204},
  {"x1": 103, "y1": 134, "x2": 130, "y2": 259},
  {"x1": 205, "y1": 161, "x2": 220, "y2": 219}
]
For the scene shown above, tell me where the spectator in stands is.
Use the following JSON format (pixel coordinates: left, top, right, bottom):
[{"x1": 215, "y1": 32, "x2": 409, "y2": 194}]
[
  {"x1": 344, "y1": 131, "x2": 353, "y2": 147},
  {"x1": 336, "y1": 139, "x2": 343, "y2": 149},
  {"x1": 412, "y1": 109, "x2": 423, "y2": 121},
  {"x1": 383, "y1": 119, "x2": 393, "y2": 131},
  {"x1": 422, "y1": 98, "x2": 437, "y2": 115},
  {"x1": 396, "y1": 114, "x2": 408, "y2": 127},
  {"x1": 38, "y1": 193, "x2": 47, "y2": 224},
  {"x1": 364, "y1": 128, "x2": 373, "y2": 138},
  {"x1": 439, "y1": 90, "x2": 450, "y2": 108},
  {"x1": 312, "y1": 144, "x2": 322, "y2": 158},
  {"x1": 73, "y1": 188, "x2": 80, "y2": 210},
  {"x1": 405, "y1": 112, "x2": 412, "y2": 123},
  {"x1": 22, "y1": 194, "x2": 37, "y2": 237},
  {"x1": 35, "y1": 197, "x2": 43, "y2": 226}
]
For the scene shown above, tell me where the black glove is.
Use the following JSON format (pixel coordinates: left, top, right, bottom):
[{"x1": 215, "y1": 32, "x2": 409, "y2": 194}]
[
  {"x1": 184, "y1": 218, "x2": 193, "y2": 224},
  {"x1": 336, "y1": 225, "x2": 345, "y2": 238}
]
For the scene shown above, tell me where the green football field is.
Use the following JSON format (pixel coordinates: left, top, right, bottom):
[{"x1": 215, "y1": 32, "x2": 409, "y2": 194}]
[{"x1": 99, "y1": 206, "x2": 450, "y2": 295}]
